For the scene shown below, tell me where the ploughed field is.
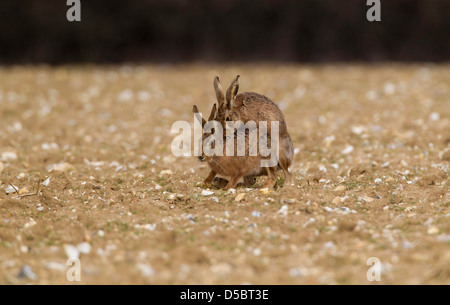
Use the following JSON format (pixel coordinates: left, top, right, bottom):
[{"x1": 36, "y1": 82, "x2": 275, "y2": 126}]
[{"x1": 0, "y1": 64, "x2": 449, "y2": 284}]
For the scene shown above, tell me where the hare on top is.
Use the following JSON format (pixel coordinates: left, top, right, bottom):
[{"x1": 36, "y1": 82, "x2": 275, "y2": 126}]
[{"x1": 225, "y1": 75, "x2": 294, "y2": 187}]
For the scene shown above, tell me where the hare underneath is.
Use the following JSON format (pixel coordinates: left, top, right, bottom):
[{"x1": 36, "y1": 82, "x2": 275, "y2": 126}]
[
  {"x1": 225, "y1": 76, "x2": 294, "y2": 186},
  {"x1": 193, "y1": 102, "x2": 279, "y2": 190}
]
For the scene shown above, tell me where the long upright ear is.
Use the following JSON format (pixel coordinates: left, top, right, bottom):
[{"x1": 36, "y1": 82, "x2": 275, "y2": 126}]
[
  {"x1": 213, "y1": 76, "x2": 225, "y2": 106},
  {"x1": 208, "y1": 103, "x2": 217, "y2": 122},
  {"x1": 226, "y1": 75, "x2": 240, "y2": 110},
  {"x1": 193, "y1": 105, "x2": 206, "y2": 126},
  {"x1": 214, "y1": 76, "x2": 227, "y2": 122}
]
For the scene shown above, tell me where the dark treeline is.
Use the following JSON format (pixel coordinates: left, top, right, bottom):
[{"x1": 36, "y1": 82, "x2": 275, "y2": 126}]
[{"x1": 0, "y1": 0, "x2": 449, "y2": 64}]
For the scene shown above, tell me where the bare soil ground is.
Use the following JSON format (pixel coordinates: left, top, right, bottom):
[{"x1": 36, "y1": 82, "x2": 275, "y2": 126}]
[{"x1": 0, "y1": 64, "x2": 449, "y2": 285}]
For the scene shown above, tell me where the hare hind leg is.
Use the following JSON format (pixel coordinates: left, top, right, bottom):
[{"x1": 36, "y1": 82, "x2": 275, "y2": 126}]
[
  {"x1": 262, "y1": 167, "x2": 278, "y2": 189},
  {"x1": 279, "y1": 155, "x2": 293, "y2": 186},
  {"x1": 279, "y1": 137, "x2": 294, "y2": 187}
]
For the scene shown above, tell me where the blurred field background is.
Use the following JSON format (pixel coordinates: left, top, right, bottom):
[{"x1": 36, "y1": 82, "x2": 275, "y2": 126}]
[
  {"x1": 0, "y1": 0, "x2": 449, "y2": 63},
  {"x1": 0, "y1": 0, "x2": 449, "y2": 285}
]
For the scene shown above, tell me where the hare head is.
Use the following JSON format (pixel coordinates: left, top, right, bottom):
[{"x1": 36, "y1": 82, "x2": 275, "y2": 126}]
[{"x1": 192, "y1": 76, "x2": 240, "y2": 160}]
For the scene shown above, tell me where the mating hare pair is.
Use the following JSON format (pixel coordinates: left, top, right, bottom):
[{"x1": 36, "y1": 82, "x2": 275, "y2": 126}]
[{"x1": 193, "y1": 76, "x2": 294, "y2": 190}]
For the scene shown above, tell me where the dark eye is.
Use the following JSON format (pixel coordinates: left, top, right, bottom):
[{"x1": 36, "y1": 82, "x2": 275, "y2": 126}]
[{"x1": 226, "y1": 116, "x2": 231, "y2": 121}]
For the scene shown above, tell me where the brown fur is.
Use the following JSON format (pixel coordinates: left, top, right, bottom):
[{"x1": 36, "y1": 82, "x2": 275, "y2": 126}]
[
  {"x1": 194, "y1": 111, "x2": 279, "y2": 190},
  {"x1": 192, "y1": 76, "x2": 294, "y2": 189},
  {"x1": 192, "y1": 76, "x2": 280, "y2": 189},
  {"x1": 230, "y1": 92, "x2": 289, "y2": 139},
  {"x1": 203, "y1": 149, "x2": 278, "y2": 190},
  {"x1": 228, "y1": 86, "x2": 294, "y2": 186}
]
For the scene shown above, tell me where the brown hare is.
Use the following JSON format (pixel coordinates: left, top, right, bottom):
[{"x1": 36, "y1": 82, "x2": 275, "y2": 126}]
[
  {"x1": 193, "y1": 77, "x2": 279, "y2": 190},
  {"x1": 225, "y1": 75, "x2": 294, "y2": 186}
]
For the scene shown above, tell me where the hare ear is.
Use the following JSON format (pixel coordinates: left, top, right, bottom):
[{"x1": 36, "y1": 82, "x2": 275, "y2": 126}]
[
  {"x1": 193, "y1": 105, "x2": 206, "y2": 126},
  {"x1": 226, "y1": 75, "x2": 240, "y2": 109},
  {"x1": 208, "y1": 103, "x2": 217, "y2": 122},
  {"x1": 213, "y1": 76, "x2": 225, "y2": 106}
]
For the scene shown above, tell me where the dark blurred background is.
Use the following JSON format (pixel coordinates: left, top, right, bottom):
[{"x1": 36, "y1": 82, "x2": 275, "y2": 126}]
[{"x1": 0, "y1": 0, "x2": 449, "y2": 64}]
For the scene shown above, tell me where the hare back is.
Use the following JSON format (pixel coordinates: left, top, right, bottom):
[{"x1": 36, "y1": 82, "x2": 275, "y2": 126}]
[{"x1": 232, "y1": 92, "x2": 289, "y2": 138}]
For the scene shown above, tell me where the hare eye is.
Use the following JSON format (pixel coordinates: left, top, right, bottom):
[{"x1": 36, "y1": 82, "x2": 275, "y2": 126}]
[{"x1": 226, "y1": 116, "x2": 231, "y2": 121}]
